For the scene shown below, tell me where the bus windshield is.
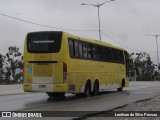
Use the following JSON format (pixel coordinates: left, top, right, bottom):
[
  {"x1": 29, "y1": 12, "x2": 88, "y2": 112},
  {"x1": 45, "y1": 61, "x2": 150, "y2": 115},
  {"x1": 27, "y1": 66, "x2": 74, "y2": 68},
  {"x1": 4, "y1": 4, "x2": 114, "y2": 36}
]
[{"x1": 27, "y1": 31, "x2": 62, "y2": 53}]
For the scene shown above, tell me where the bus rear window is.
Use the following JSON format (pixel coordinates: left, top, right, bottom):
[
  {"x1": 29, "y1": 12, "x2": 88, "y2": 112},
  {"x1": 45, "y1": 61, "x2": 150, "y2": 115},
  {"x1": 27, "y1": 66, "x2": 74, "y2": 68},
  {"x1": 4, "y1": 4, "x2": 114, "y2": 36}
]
[{"x1": 27, "y1": 31, "x2": 62, "y2": 53}]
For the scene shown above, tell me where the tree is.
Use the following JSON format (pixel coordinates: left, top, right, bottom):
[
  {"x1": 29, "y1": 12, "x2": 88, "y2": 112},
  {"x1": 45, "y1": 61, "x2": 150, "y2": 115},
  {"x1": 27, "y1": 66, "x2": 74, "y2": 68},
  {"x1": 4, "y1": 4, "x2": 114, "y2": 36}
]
[
  {"x1": 0, "y1": 54, "x2": 6, "y2": 84},
  {"x1": 0, "y1": 54, "x2": 3, "y2": 72},
  {"x1": 130, "y1": 52, "x2": 156, "y2": 81},
  {"x1": 153, "y1": 71, "x2": 160, "y2": 81},
  {"x1": 4, "y1": 46, "x2": 23, "y2": 84}
]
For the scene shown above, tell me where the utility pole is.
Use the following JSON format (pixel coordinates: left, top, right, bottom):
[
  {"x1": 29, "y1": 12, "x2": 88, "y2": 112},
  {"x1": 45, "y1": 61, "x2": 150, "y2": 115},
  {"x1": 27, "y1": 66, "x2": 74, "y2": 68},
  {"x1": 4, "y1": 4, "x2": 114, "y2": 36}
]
[
  {"x1": 81, "y1": 0, "x2": 115, "y2": 41},
  {"x1": 146, "y1": 34, "x2": 160, "y2": 71}
]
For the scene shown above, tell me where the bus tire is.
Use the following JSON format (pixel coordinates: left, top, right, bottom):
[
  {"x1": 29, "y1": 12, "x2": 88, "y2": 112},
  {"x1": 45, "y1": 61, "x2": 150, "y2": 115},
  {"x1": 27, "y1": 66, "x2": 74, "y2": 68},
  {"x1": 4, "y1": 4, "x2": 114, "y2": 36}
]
[
  {"x1": 92, "y1": 80, "x2": 99, "y2": 96},
  {"x1": 84, "y1": 81, "x2": 91, "y2": 97},
  {"x1": 76, "y1": 93, "x2": 84, "y2": 98},
  {"x1": 117, "y1": 80, "x2": 125, "y2": 92},
  {"x1": 46, "y1": 92, "x2": 65, "y2": 98}
]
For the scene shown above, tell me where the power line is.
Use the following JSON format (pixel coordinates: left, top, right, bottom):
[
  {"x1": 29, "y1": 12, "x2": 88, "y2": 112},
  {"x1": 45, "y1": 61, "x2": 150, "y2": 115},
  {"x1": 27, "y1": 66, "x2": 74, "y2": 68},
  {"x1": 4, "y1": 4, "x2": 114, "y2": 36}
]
[
  {"x1": 0, "y1": 12, "x2": 98, "y2": 32},
  {"x1": 101, "y1": 31, "x2": 142, "y2": 52},
  {"x1": 0, "y1": 12, "x2": 150, "y2": 54}
]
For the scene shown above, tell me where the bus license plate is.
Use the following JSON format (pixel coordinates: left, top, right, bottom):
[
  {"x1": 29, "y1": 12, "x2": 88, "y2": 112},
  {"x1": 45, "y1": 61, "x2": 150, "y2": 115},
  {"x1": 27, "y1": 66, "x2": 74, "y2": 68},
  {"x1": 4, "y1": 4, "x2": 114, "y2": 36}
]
[{"x1": 39, "y1": 85, "x2": 46, "y2": 88}]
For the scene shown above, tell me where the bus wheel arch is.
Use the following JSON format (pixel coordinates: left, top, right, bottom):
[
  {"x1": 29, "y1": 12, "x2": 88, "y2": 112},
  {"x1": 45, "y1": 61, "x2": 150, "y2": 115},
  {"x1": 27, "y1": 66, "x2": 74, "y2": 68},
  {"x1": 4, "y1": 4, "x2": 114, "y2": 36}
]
[
  {"x1": 117, "y1": 79, "x2": 125, "y2": 92},
  {"x1": 92, "y1": 79, "x2": 99, "y2": 96},
  {"x1": 122, "y1": 79, "x2": 125, "y2": 87}
]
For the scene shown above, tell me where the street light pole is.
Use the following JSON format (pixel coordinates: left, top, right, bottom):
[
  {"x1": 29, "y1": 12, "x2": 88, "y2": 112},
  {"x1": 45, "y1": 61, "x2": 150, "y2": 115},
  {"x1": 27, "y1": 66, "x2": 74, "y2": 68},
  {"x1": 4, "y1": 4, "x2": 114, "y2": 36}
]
[
  {"x1": 146, "y1": 34, "x2": 160, "y2": 71},
  {"x1": 81, "y1": 0, "x2": 115, "y2": 41},
  {"x1": 155, "y1": 35, "x2": 160, "y2": 68},
  {"x1": 97, "y1": 3, "x2": 101, "y2": 41}
]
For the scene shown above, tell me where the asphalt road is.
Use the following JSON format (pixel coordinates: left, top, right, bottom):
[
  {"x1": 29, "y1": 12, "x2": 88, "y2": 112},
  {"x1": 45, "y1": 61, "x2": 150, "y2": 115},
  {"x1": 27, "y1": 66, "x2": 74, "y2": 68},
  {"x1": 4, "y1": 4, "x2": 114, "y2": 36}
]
[{"x1": 0, "y1": 82, "x2": 160, "y2": 120}]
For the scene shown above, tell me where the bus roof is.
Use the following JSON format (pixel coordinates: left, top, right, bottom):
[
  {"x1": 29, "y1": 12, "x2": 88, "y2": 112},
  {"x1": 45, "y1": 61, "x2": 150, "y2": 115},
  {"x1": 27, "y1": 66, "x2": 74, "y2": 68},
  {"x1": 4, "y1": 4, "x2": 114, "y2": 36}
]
[{"x1": 64, "y1": 31, "x2": 125, "y2": 51}]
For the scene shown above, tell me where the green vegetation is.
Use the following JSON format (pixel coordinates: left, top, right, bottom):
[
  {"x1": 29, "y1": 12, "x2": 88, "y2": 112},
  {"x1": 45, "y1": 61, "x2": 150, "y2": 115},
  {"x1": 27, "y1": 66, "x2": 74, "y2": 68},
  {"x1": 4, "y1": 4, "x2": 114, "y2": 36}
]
[
  {"x1": 0, "y1": 46, "x2": 23, "y2": 84},
  {"x1": 130, "y1": 52, "x2": 160, "y2": 81}
]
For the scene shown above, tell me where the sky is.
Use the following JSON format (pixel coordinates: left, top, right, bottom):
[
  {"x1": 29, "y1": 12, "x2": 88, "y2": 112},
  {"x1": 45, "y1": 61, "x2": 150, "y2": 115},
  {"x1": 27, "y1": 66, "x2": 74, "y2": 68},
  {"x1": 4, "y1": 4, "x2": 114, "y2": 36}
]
[{"x1": 0, "y1": 0, "x2": 160, "y2": 64}]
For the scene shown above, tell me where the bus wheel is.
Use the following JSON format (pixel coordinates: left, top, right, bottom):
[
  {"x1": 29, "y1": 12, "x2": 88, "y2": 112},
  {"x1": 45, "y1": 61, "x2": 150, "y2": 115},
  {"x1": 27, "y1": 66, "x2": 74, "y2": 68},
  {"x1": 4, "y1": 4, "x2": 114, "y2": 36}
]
[
  {"x1": 46, "y1": 92, "x2": 65, "y2": 98},
  {"x1": 84, "y1": 81, "x2": 91, "y2": 97},
  {"x1": 76, "y1": 93, "x2": 84, "y2": 98},
  {"x1": 46, "y1": 92, "x2": 55, "y2": 98},
  {"x1": 117, "y1": 80, "x2": 125, "y2": 92},
  {"x1": 92, "y1": 81, "x2": 99, "y2": 96}
]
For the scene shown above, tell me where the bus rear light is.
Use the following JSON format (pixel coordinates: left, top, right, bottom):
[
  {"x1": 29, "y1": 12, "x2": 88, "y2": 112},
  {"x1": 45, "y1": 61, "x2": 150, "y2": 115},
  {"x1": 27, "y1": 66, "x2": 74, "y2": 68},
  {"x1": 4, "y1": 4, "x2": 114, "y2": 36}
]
[
  {"x1": 63, "y1": 62, "x2": 67, "y2": 74},
  {"x1": 64, "y1": 72, "x2": 67, "y2": 75},
  {"x1": 63, "y1": 62, "x2": 67, "y2": 83}
]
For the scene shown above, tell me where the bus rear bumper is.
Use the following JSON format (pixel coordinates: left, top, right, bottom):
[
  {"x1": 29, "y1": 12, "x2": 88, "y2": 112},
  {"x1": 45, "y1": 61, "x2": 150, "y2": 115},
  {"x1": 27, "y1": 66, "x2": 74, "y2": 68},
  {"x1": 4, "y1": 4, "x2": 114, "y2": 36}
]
[{"x1": 23, "y1": 83, "x2": 68, "y2": 93}]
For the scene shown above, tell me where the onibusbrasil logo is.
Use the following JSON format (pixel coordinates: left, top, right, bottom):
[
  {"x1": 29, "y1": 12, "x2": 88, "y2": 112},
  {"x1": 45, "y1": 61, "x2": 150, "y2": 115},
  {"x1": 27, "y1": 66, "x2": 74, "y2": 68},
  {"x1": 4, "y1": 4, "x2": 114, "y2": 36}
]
[{"x1": 1, "y1": 112, "x2": 42, "y2": 118}]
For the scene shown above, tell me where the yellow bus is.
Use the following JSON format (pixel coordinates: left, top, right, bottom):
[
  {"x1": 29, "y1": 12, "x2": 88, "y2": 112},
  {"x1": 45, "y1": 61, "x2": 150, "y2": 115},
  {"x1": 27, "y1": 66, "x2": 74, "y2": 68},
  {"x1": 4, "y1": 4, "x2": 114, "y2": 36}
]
[{"x1": 23, "y1": 31, "x2": 130, "y2": 97}]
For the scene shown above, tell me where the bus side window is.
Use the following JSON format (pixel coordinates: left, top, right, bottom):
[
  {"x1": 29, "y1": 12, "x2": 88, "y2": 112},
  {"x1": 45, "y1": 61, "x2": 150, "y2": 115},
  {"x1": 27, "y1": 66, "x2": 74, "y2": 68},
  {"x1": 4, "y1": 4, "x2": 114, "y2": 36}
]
[
  {"x1": 74, "y1": 40, "x2": 79, "y2": 58},
  {"x1": 98, "y1": 46, "x2": 104, "y2": 60},
  {"x1": 68, "y1": 39, "x2": 74, "y2": 57},
  {"x1": 87, "y1": 43, "x2": 92, "y2": 59},
  {"x1": 78, "y1": 42, "x2": 83, "y2": 58},
  {"x1": 92, "y1": 44, "x2": 98, "y2": 60},
  {"x1": 118, "y1": 50, "x2": 124, "y2": 63},
  {"x1": 112, "y1": 49, "x2": 117, "y2": 62},
  {"x1": 104, "y1": 47, "x2": 112, "y2": 61},
  {"x1": 82, "y1": 42, "x2": 88, "y2": 58}
]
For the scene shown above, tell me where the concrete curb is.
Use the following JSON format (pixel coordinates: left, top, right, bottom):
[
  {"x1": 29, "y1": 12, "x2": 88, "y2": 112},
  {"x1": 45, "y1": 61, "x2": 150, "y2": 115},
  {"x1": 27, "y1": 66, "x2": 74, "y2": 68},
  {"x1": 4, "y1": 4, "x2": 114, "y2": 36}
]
[{"x1": 0, "y1": 85, "x2": 25, "y2": 96}]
